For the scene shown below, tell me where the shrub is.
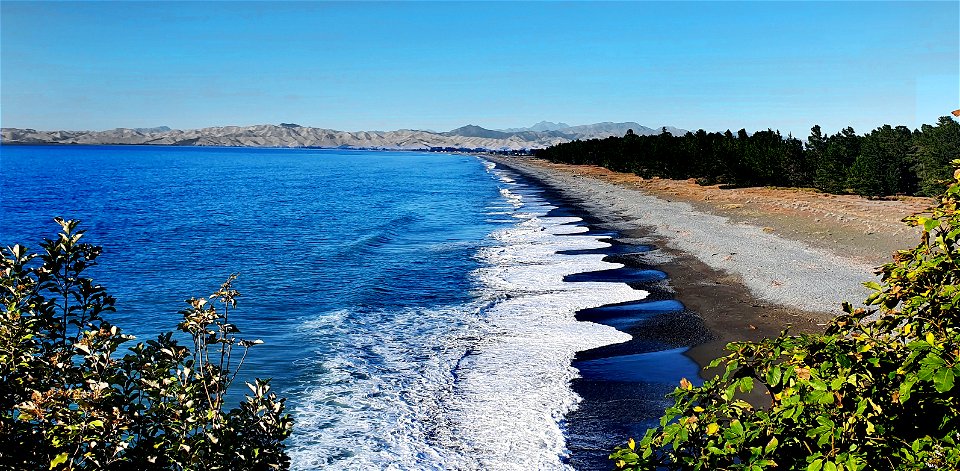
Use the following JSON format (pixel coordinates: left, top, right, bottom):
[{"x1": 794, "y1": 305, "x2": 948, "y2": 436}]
[
  {"x1": 611, "y1": 163, "x2": 960, "y2": 470},
  {"x1": 0, "y1": 218, "x2": 292, "y2": 470}
]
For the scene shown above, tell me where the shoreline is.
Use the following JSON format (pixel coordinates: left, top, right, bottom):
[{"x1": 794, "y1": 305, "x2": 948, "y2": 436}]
[
  {"x1": 482, "y1": 155, "x2": 902, "y2": 351},
  {"x1": 521, "y1": 158, "x2": 928, "y2": 266},
  {"x1": 481, "y1": 155, "x2": 921, "y2": 469}
]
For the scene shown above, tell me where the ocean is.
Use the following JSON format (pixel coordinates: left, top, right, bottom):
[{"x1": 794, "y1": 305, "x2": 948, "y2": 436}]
[{"x1": 0, "y1": 145, "x2": 664, "y2": 469}]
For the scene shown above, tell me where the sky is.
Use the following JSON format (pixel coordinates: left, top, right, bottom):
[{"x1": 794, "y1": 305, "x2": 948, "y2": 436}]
[{"x1": 1, "y1": 1, "x2": 958, "y2": 137}]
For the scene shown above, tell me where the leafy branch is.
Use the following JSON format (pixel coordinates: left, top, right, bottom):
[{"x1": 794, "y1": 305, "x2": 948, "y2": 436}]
[
  {"x1": 0, "y1": 220, "x2": 292, "y2": 470},
  {"x1": 612, "y1": 161, "x2": 960, "y2": 470}
]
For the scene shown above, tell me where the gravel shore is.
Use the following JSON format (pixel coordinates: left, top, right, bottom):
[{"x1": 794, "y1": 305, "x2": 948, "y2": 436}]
[
  {"x1": 479, "y1": 155, "x2": 922, "y2": 469},
  {"x1": 485, "y1": 156, "x2": 878, "y2": 315}
]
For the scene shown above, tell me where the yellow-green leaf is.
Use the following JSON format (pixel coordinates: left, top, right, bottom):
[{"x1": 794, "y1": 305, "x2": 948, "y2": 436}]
[
  {"x1": 862, "y1": 281, "x2": 882, "y2": 291},
  {"x1": 765, "y1": 436, "x2": 779, "y2": 453},
  {"x1": 50, "y1": 452, "x2": 68, "y2": 469}
]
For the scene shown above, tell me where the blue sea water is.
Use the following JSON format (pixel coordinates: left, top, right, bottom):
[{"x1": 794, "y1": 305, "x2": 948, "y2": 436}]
[{"x1": 0, "y1": 145, "x2": 661, "y2": 469}]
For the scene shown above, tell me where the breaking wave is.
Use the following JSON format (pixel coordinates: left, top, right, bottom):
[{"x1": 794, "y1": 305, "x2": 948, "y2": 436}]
[{"x1": 288, "y1": 161, "x2": 644, "y2": 470}]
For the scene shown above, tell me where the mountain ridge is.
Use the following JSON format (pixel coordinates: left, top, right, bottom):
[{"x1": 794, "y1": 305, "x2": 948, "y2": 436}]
[
  {"x1": 1, "y1": 122, "x2": 688, "y2": 150},
  {"x1": 500, "y1": 121, "x2": 571, "y2": 132}
]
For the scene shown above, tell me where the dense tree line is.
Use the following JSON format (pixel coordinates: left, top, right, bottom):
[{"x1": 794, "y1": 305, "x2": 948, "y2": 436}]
[{"x1": 536, "y1": 117, "x2": 960, "y2": 197}]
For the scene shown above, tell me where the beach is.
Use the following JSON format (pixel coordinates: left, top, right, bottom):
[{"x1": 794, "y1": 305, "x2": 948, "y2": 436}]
[
  {"x1": 482, "y1": 154, "x2": 928, "y2": 469},
  {"x1": 485, "y1": 154, "x2": 928, "y2": 343},
  {"x1": 1, "y1": 144, "x2": 937, "y2": 470}
]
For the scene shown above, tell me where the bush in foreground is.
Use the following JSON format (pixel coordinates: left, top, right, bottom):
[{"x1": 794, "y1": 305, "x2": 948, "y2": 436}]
[
  {"x1": 612, "y1": 163, "x2": 960, "y2": 470},
  {"x1": 0, "y1": 218, "x2": 292, "y2": 470}
]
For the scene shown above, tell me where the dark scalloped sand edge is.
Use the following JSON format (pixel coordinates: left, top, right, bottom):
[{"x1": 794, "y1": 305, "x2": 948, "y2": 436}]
[{"x1": 483, "y1": 155, "x2": 837, "y2": 470}]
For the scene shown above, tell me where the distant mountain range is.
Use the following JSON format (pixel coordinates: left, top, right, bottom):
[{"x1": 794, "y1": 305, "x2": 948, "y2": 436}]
[
  {"x1": 1, "y1": 122, "x2": 688, "y2": 150},
  {"x1": 500, "y1": 121, "x2": 571, "y2": 132},
  {"x1": 499, "y1": 121, "x2": 688, "y2": 137}
]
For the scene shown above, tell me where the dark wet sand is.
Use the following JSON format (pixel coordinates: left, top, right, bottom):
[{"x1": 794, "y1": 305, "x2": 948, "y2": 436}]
[
  {"x1": 485, "y1": 156, "x2": 834, "y2": 470},
  {"x1": 489, "y1": 155, "x2": 832, "y2": 366}
]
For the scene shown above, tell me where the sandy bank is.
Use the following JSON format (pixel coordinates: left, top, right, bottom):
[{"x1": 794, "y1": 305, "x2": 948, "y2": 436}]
[
  {"x1": 490, "y1": 157, "x2": 916, "y2": 312},
  {"x1": 526, "y1": 159, "x2": 928, "y2": 267}
]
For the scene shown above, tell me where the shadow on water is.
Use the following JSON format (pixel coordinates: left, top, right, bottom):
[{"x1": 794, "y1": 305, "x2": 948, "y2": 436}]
[
  {"x1": 559, "y1": 227, "x2": 622, "y2": 238},
  {"x1": 557, "y1": 238, "x2": 654, "y2": 256},
  {"x1": 564, "y1": 267, "x2": 668, "y2": 284},
  {"x1": 577, "y1": 347, "x2": 700, "y2": 384}
]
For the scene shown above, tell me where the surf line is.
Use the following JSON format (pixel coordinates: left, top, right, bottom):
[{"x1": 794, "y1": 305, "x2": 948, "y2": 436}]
[
  {"x1": 554, "y1": 213, "x2": 712, "y2": 470},
  {"x1": 477, "y1": 155, "x2": 715, "y2": 470}
]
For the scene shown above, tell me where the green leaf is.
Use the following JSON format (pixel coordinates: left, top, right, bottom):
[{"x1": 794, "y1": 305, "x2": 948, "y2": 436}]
[
  {"x1": 764, "y1": 436, "x2": 779, "y2": 454},
  {"x1": 934, "y1": 367, "x2": 955, "y2": 393},
  {"x1": 767, "y1": 365, "x2": 783, "y2": 386},
  {"x1": 807, "y1": 459, "x2": 823, "y2": 471},
  {"x1": 723, "y1": 383, "x2": 737, "y2": 401},
  {"x1": 916, "y1": 217, "x2": 939, "y2": 231},
  {"x1": 50, "y1": 452, "x2": 68, "y2": 469}
]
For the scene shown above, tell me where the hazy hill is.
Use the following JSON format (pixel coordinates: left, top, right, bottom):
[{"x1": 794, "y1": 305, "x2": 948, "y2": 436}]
[
  {"x1": 131, "y1": 126, "x2": 172, "y2": 133},
  {"x1": 443, "y1": 125, "x2": 512, "y2": 140},
  {"x1": 1, "y1": 121, "x2": 687, "y2": 150},
  {"x1": 501, "y1": 121, "x2": 571, "y2": 132},
  {"x1": 658, "y1": 125, "x2": 688, "y2": 136},
  {"x1": 564, "y1": 122, "x2": 658, "y2": 139}
]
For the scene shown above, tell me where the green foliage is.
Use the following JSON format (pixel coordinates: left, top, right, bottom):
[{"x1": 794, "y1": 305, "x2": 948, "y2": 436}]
[
  {"x1": 813, "y1": 126, "x2": 860, "y2": 194},
  {"x1": 0, "y1": 218, "x2": 292, "y2": 470},
  {"x1": 915, "y1": 117, "x2": 960, "y2": 196},
  {"x1": 847, "y1": 125, "x2": 915, "y2": 197},
  {"x1": 537, "y1": 117, "x2": 959, "y2": 197},
  {"x1": 610, "y1": 162, "x2": 960, "y2": 470}
]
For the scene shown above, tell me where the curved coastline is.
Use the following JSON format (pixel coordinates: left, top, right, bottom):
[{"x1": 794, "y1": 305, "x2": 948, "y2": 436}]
[
  {"x1": 480, "y1": 154, "x2": 884, "y2": 470},
  {"x1": 487, "y1": 167, "x2": 709, "y2": 470},
  {"x1": 456, "y1": 163, "x2": 643, "y2": 469}
]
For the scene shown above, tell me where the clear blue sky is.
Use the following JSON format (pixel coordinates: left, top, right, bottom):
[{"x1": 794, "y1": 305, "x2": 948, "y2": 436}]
[{"x1": 2, "y1": 1, "x2": 957, "y2": 136}]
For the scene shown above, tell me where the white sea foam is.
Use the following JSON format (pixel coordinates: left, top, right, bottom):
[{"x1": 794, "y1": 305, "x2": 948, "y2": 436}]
[
  {"x1": 288, "y1": 161, "x2": 643, "y2": 470},
  {"x1": 289, "y1": 304, "x2": 482, "y2": 469},
  {"x1": 442, "y1": 179, "x2": 642, "y2": 469}
]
